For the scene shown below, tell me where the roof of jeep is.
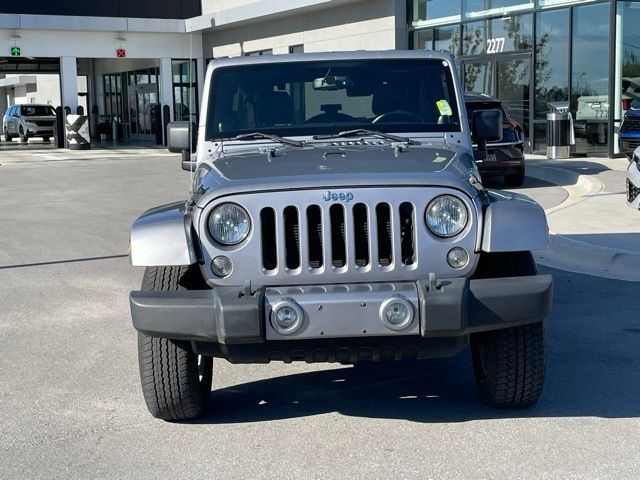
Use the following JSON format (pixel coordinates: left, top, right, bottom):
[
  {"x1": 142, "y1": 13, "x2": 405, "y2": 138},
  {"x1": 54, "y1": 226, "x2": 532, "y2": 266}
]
[{"x1": 207, "y1": 50, "x2": 455, "y2": 71}]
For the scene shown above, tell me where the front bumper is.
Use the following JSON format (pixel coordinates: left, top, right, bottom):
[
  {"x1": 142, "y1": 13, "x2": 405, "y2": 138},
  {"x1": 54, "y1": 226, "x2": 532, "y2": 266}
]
[
  {"x1": 24, "y1": 124, "x2": 54, "y2": 136},
  {"x1": 476, "y1": 145, "x2": 524, "y2": 177},
  {"x1": 626, "y1": 160, "x2": 640, "y2": 208},
  {"x1": 130, "y1": 275, "x2": 553, "y2": 362}
]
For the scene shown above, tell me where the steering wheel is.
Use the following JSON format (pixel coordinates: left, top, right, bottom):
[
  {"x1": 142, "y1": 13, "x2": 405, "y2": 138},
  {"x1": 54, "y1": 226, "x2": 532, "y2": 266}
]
[{"x1": 372, "y1": 110, "x2": 424, "y2": 124}]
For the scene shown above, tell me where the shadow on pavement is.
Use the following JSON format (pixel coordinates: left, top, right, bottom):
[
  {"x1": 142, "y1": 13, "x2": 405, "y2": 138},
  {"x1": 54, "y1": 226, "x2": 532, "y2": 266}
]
[
  {"x1": 0, "y1": 138, "x2": 56, "y2": 152},
  {"x1": 482, "y1": 160, "x2": 612, "y2": 190},
  {"x1": 195, "y1": 266, "x2": 640, "y2": 424}
]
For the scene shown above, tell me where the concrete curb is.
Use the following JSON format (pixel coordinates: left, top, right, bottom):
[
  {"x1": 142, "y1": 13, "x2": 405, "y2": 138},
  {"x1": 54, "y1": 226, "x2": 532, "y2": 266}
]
[
  {"x1": 526, "y1": 162, "x2": 639, "y2": 281},
  {"x1": 526, "y1": 164, "x2": 604, "y2": 212}
]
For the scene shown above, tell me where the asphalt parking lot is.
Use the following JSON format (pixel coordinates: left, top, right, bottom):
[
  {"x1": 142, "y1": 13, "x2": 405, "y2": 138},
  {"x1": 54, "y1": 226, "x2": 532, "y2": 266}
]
[{"x1": 1, "y1": 153, "x2": 639, "y2": 479}]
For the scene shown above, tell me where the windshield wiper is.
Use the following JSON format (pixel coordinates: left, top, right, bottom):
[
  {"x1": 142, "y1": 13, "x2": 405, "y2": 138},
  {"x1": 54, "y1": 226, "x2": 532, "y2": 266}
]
[
  {"x1": 312, "y1": 129, "x2": 420, "y2": 145},
  {"x1": 232, "y1": 132, "x2": 304, "y2": 147}
]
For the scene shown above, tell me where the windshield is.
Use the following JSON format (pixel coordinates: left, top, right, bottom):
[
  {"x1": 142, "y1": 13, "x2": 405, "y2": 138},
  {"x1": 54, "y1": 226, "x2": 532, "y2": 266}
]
[
  {"x1": 206, "y1": 59, "x2": 461, "y2": 140},
  {"x1": 21, "y1": 105, "x2": 55, "y2": 116}
]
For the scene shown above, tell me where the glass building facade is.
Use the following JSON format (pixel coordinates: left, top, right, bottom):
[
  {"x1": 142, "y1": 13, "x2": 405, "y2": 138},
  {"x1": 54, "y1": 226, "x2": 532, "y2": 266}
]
[{"x1": 411, "y1": 0, "x2": 640, "y2": 157}]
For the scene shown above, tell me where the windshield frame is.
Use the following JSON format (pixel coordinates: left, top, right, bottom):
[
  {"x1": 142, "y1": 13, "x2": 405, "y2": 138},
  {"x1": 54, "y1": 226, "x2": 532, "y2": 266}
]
[{"x1": 205, "y1": 58, "x2": 462, "y2": 142}]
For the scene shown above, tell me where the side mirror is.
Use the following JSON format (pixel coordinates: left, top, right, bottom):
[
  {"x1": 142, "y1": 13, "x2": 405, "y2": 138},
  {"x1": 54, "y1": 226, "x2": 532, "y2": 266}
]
[
  {"x1": 167, "y1": 121, "x2": 196, "y2": 172},
  {"x1": 471, "y1": 109, "x2": 503, "y2": 161}
]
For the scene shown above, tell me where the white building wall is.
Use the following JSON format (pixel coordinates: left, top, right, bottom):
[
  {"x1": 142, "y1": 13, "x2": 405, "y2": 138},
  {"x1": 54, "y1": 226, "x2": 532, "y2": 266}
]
[
  {"x1": 202, "y1": 0, "x2": 407, "y2": 57},
  {"x1": 0, "y1": 28, "x2": 201, "y2": 60}
]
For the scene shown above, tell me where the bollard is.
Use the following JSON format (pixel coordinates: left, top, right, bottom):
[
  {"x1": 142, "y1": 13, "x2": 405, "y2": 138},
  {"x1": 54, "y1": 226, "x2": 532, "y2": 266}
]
[
  {"x1": 112, "y1": 116, "x2": 120, "y2": 145},
  {"x1": 154, "y1": 104, "x2": 162, "y2": 145},
  {"x1": 163, "y1": 105, "x2": 170, "y2": 146},
  {"x1": 55, "y1": 106, "x2": 65, "y2": 148}
]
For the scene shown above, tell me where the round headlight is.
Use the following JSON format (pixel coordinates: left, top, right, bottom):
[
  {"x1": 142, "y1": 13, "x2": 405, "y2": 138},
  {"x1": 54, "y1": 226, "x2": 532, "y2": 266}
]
[
  {"x1": 426, "y1": 195, "x2": 468, "y2": 237},
  {"x1": 208, "y1": 203, "x2": 251, "y2": 245}
]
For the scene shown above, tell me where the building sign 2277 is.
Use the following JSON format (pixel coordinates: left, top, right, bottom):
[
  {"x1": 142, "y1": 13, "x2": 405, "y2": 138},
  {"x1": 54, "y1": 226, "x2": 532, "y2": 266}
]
[{"x1": 486, "y1": 37, "x2": 505, "y2": 54}]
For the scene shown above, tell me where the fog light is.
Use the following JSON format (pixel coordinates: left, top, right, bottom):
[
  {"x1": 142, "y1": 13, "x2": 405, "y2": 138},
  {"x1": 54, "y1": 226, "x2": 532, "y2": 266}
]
[
  {"x1": 211, "y1": 255, "x2": 233, "y2": 277},
  {"x1": 447, "y1": 247, "x2": 469, "y2": 269},
  {"x1": 379, "y1": 296, "x2": 414, "y2": 331},
  {"x1": 271, "y1": 298, "x2": 304, "y2": 336}
]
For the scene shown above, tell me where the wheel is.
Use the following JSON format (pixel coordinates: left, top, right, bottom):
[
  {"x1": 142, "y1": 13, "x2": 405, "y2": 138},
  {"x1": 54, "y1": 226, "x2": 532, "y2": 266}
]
[
  {"x1": 137, "y1": 265, "x2": 213, "y2": 421},
  {"x1": 42, "y1": 136, "x2": 51, "y2": 143},
  {"x1": 3, "y1": 127, "x2": 13, "y2": 141},
  {"x1": 470, "y1": 251, "x2": 546, "y2": 407},
  {"x1": 504, "y1": 167, "x2": 525, "y2": 187},
  {"x1": 470, "y1": 323, "x2": 545, "y2": 408},
  {"x1": 19, "y1": 127, "x2": 28, "y2": 143}
]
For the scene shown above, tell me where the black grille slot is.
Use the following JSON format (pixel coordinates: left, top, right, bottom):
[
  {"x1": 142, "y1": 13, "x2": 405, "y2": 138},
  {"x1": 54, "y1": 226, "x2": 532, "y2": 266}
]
[
  {"x1": 283, "y1": 206, "x2": 300, "y2": 270},
  {"x1": 306, "y1": 205, "x2": 323, "y2": 269},
  {"x1": 399, "y1": 202, "x2": 415, "y2": 266},
  {"x1": 353, "y1": 203, "x2": 369, "y2": 267},
  {"x1": 376, "y1": 203, "x2": 393, "y2": 266},
  {"x1": 260, "y1": 208, "x2": 277, "y2": 271},
  {"x1": 329, "y1": 204, "x2": 346, "y2": 268}
]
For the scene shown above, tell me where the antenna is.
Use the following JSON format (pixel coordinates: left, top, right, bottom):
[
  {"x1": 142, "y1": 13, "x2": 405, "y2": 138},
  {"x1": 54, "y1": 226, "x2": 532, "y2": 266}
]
[{"x1": 188, "y1": 30, "x2": 194, "y2": 195}]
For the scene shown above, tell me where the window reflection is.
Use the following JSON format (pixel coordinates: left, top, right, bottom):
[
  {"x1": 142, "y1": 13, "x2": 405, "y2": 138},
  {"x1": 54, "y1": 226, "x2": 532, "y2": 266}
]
[
  {"x1": 572, "y1": 2, "x2": 609, "y2": 155},
  {"x1": 414, "y1": 0, "x2": 461, "y2": 22},
  {"x1": 463, "y1": 0, "x2": 533, "y2": 20},
  {"x1": 462, "y1": 15, "x2": 533, "y2": 56},
  {"x1": 533, "y1": 9, "x2": 569, "y2": 152}
]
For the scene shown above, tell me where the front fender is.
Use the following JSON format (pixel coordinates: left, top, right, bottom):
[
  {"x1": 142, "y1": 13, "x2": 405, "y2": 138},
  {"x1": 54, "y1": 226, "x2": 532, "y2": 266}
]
[
  {"x1": 481, "y1": 191, "x2": 549, "y2": 252},
  {"x1": 130, "y1": 201, "x2": 198, "y2": 267}
]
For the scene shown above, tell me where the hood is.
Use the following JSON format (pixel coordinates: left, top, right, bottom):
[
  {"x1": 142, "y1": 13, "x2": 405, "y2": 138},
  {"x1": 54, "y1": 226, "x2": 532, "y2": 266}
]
[
  {"x1": 193, "y1": 144, "x2": 479, "y2": 207},
  {"x1": 625, "y1": 108, "x2": 640, "y2": 119}
]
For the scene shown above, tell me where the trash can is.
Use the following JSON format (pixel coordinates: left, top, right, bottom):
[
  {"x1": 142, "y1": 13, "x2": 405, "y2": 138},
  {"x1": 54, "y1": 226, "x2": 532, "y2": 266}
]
[
  {"x1": 65, "y1": 114, "x2": 91, "y2": 150},
  {"x1": 546, "y1": 112, "x2": 574, "y2": 159}
]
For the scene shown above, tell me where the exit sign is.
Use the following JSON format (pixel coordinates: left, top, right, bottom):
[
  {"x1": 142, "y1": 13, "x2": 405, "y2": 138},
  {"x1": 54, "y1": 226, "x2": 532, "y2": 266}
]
[
  {"x1": 116, "y1": 48, "x2": 126, "y2": 58},
  {"x1": 10, "y1": 46, "x2": 20, "y2": 56}
]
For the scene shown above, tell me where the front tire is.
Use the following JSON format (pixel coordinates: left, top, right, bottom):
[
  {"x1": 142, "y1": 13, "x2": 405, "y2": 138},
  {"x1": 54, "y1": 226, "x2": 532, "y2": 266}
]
[
  {"x1": 470, "y1": 251, "x2": 546, "y2": 407},
  {"x1": 137, "y1": 265, "x2": 213, "y2": 421},
  {"x1": 470, "y1": 322, "x2": 545, "y2": 408},
  {"x1": 19, "y1": 127, "x2": 28, "y2": 143}
]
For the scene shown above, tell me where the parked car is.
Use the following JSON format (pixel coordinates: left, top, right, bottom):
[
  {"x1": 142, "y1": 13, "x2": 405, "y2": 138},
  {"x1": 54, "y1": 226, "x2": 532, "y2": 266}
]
[
  {"x1": 2, "y1": 104, "x2": 56, "y2": 143},
  {"x1": 620, "y1": 98, "x2": 640, "y2": 159},
  {"x1": 626, "y1": 146, "x2": 640, "y2": 209},
  {"x1": 128, "y1": 51, "x2": 552, "y2": 420},
  {"x1": 464, "y1": 93, "x2": 525, "y2": 187}
]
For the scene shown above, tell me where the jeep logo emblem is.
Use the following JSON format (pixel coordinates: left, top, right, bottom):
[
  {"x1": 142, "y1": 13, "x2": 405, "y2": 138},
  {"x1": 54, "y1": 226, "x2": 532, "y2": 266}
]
[{"x1": 323, "y1": 190, "x2": 354, "y2": 202}]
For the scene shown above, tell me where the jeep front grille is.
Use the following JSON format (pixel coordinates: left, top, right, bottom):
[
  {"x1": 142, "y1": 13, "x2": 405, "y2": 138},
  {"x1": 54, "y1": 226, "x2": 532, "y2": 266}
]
[
  {"x1": 199, "y1": 187, "x2": 479, "y2": 286},
  {"x1": 260, "y1": 202, "x2": 416, "y2": 274}
]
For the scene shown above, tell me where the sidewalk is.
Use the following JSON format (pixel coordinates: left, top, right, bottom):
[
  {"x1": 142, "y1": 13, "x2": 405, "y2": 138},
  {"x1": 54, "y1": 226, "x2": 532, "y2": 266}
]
[
  {"x1": 0, "y1": 141, "x2": 174, "y2": 164},
  {"x1": 522, "y1": 154, "x2": 640, "y2": 281}
]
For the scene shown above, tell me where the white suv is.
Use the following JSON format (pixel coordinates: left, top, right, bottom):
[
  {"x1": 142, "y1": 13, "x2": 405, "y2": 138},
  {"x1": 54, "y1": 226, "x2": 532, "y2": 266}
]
[{"x1": 2, "y1": 104, "x2": 57, "y2": 143}]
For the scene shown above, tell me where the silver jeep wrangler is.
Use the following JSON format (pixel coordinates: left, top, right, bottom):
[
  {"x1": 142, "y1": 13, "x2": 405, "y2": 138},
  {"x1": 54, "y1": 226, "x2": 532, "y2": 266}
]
[{"x1": 129, "y1": 51, "x2": 552, "y2": 420}]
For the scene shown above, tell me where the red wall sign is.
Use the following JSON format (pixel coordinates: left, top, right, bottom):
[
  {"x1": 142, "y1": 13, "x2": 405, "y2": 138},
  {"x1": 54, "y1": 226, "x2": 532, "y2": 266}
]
[{"x1": 116, "y1": 49, "x2": 126, "y2": 58}]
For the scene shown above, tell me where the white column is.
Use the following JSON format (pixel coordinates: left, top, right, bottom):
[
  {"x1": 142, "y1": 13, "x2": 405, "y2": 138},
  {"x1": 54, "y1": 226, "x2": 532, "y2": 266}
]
[
  {"x1": 159, "y1": 57, "x2": 174, "y2": 142},
  {"x1": 59, "y1": 56, "x2": 78, "y2": 111}
]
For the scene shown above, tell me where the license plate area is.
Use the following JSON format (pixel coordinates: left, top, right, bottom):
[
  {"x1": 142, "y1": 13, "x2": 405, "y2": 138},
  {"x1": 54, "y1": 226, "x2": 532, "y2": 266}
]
[{"x1": 265, "y1": 283, "x2": 420, "y2": 340}]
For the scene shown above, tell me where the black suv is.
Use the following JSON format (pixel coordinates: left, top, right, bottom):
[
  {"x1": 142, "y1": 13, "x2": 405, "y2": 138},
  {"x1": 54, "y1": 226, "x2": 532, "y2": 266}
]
[{"x1": 464, "y1": 93, "x2": 525, "y2": 187}]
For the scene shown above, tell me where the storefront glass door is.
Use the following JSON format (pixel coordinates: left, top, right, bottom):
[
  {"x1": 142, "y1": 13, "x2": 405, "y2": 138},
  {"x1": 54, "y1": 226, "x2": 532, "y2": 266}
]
[
  {"x1": 463, "y1": 53, "x2": 532, "y2": 140},
  {"x1": 128, "y1": 83, "x2": 158, "y2": 141}
]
